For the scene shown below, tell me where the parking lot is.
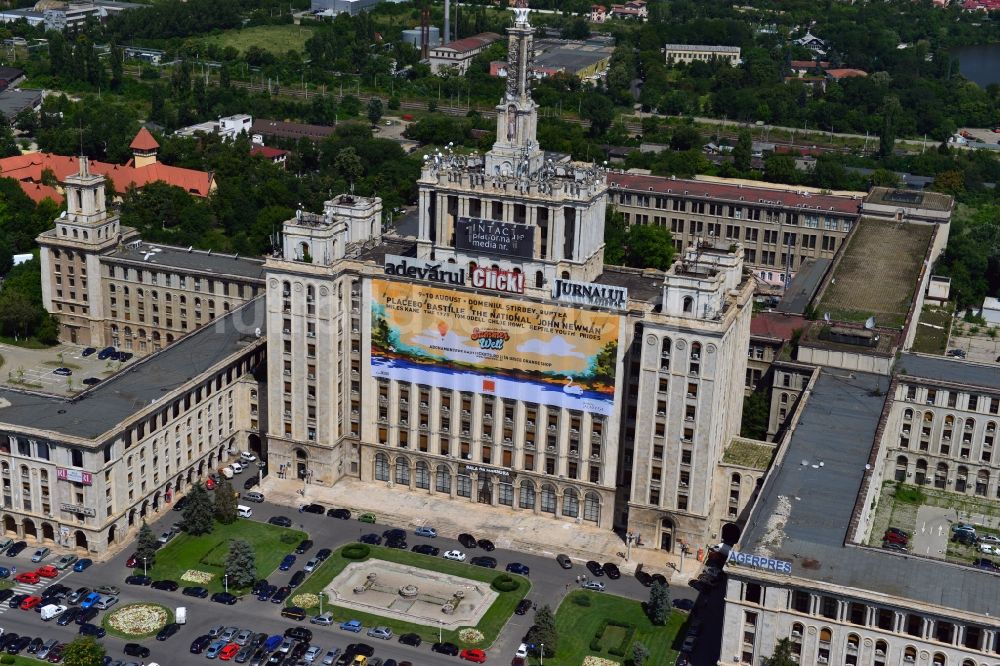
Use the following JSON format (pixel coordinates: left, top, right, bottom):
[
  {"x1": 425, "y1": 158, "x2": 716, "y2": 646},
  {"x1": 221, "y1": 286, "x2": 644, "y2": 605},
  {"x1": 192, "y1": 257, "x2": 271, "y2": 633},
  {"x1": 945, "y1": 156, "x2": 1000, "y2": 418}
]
[{"x1": 0, "y1": 341, "x2": 132, "y2": 395}]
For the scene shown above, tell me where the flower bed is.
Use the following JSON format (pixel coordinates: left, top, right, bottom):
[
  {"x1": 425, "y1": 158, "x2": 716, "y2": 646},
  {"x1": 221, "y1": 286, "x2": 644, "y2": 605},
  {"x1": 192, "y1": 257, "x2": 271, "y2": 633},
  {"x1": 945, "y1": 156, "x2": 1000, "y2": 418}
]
[
  {"x1": 181, "y1": 569, "x2": 214, "y2": 584},
  {"x1": 105, "y1": 603, "x2": 171, "y2": 638},
  {"x1": 583, "y1": 657, "x2": 620, "y2": 666},
  {"x1": 292, "y1": 593, "x2": 320, "y2": 609},
  {"x1": 458, "y1": 628, "x2": 484, "y2": 644}
]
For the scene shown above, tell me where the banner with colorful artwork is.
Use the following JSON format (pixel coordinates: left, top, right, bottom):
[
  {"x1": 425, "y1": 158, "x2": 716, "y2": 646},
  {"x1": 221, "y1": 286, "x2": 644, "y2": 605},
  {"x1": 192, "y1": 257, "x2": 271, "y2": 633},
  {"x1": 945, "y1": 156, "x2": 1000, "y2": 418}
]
[{"x1": 370, "y1": 280, "x2": 620, "y2": 415}]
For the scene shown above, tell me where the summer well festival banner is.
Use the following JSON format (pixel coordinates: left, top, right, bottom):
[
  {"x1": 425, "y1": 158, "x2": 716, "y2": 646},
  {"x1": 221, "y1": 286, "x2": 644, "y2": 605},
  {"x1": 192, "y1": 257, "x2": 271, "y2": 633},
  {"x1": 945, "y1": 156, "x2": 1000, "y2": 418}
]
[{"x1": 371, "y1": 280, "x2": 620, "y2": 416}]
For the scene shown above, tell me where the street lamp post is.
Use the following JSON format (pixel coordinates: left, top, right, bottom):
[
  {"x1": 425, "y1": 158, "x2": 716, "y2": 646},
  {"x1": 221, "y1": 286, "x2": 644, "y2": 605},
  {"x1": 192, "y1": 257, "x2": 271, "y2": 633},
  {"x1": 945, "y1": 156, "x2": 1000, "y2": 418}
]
[
  {"x1": 439, "y1": 620, "x2": 443, "y2": 643},
  {"x1": 540, "y1": 643, "x2": 544, "y2": 666},
  {"x1": 142, "y1": 557, "x2": 147, "y2": 576},
  {"x1": 224, "y1": 574, "x2": 229, "y2": 594},
  {"x1": 319, "y1": 592, "x2": 325, "y2": 615}
]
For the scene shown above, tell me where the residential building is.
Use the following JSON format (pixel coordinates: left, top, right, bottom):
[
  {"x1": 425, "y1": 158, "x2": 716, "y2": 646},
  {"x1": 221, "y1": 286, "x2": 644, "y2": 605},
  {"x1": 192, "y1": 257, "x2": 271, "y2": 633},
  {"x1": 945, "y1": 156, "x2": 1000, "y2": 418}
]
[
  {"x1": 664, "y1": 44, "x2": 741, "y2": 66},
  {"x1": 42, "y1": 1, "x2": 141, "y2": 32},
  {"x1": 610, "y1": 0, "x2": 647, "y2": 20},
  {"x1": 606, "y1": 173, "x2": 862, "y2": 289},
  {"x1": 428, "y1": 33, "x2": 502, "y2": 74},
  {"x1": 794, "y1": 31, "x2": 827, "y2": 55},
  {"x1": 490, "y1": 36, "x2": 615, "y2": 81},
  {"x1": 0, "y1": 88, "x2": 42, "y2": 119},
  {"x1": 982, "y1": 297, "x2": 1000, "y2": 326},
  {"x1": 311, "y1": 0, "x2": 382, "y2": 15},
  {"x1": 250, "y1": 145, "x2": 290, "y2": 168},
  {"x1": 826, "y1": 68, "x2": 868, "y2": 82},
  {"x1": 251, "y1": 119, "x2": 337, "y2": 144},
  {"x1": 174, "y1": 114, "x2": 253, "y2": 141},
  {"x1": 590, "y1": 4, "x2": 608, "y2": 21}
]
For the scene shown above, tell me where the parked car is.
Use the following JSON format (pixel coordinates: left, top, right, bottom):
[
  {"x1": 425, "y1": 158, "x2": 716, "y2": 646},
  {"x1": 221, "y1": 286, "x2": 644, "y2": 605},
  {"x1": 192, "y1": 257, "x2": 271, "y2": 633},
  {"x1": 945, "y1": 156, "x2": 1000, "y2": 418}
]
[
  {"x1": 432, "y1": 642, "x2": 460, "y2": 656},
  {"x1": 97, "y1": 346, "x2": 116, "y2": 361},
  {"x1": 398, "y1": 634, "x2": 421, "y2": 647},
  {"x1": 81, "y1": 347, "x2": 96, "y2": 357},
  {"x1": 244, "y1": 491, "x2": 265, "y2": 503},
  {"x1": 14, "y1": 572, "x2": 40, "y2": 585},
  {"x1": 125, "y1": 575, "x2": 152, "y2": 586},
  {"x1": 289, "y1": 571, "x2": 306, "y2": 587},
  {"x1": 304, "y1": 558, "x2": 320, "y2": 573},
  {"x1": 443, "y1": 550, "x2": 466, "y2": 562},
  {"x1": 340, "y1": 620, "x2": 363, "y2": 633},
  {"x1": 268, "y1": 516, "x2": 293, "y2": 527},
  {"x1": 212, "y1": 592, "x2": 238, "y2": 605},
  {"x1": 301, "y1": 504, "x2": 326, "y2": 514},
  {"x1": 79, "y1": 623, "x2": 107, "y2": 638},
  {"x1": 556, "y1": 554, "x2": 573, "y2": 569},
  {"x1": 36, "y1": 565, "x2": 59, "y2": 578},
  {"x1": 585, "y1": 561, "x2": 605, "y2": 576},
  {"x1": 311, "y1": 612, "x2": 335, "y2": 626},
  {"x1": 506, "y1": 563, "x2": 530, "y2": 576},
  {"x1": 95, "y1": 595, "x2": 119, "y2": 610},
  {"x1": 182, "y1": 586, "x2": 209, "y2": 598},
  {"x1": 281, "y1": 606, "x2": 306, "y2": 621},
  {"x1": 673, "y1": 598, "x2": 696, "y2": 611},
  {"x1": 31, "y1": 547, "x2": 51, "y2": 562},
  {"x1": 285, "y1": 627, "x2": 312, "y2": 643},
  {"x1": 582, "y1": 581, "x2": 606, "y2": 591},
  {"x1": 470, "y1": 556, "x2": 496, "y2": 569},
  {"x1": 477, "y1": 539, "x2": 495, "y2": 551},
  {"x1": 295, "y1": 539, "x2": 314, "y2": 555},
  {"x1": 367, "y1": 627, "x2": 392, "y2": 640},
  {"x1": 53, "y1": 367, "x2": 72, "y2": 376},
  {"x1": 328, "y1": 508, "x2": 351, "y2": 520},
  {"x1": 359, "y1": 534, "x2": 382, "y2": 546},
  {"x1": 151, "y1": 579, "x2": 178, "y2": 591},
  {"x1": 156, "y1": 622, "x2": 181, "y2": 641},
  {"x1": 279, "y1": 555, "x2": 297, "y2": 571},
  {"x1": 6, "y1": 540, "x2": 27, "y2": 557},
  {"x1": 602, "y1": 563, "x2": 621, "y2": 579},
  {"x1": 190, "y1": 635, "x2": 213, "y2": 654},
  {"x1": 54, "y1": 554, "x2": 78, "y2": 570},
  {"x1": 73, "y1": 558, "x2": 93, "y2": 572},
  {"x1": 414, "y1": 526, "x2": 437, "y2": 538},
  {"x1": 270, "y1": 586, "x2": 291, "y2": 604},
  {"x1": 411, "y1": 544, "x2": 439, "y2": 557},
  {"x1": 457, "y1": 533, "x2": 477, "y2": 549},
  {"x1": 358, "y1": 513, "x2": 376, "y2": 524},
  {"x1": 460, "y1": 649, "x2": 487, "y2": 663},
  {"x1": 515, "y1": 599, "x2": 532, "y2": 615}
]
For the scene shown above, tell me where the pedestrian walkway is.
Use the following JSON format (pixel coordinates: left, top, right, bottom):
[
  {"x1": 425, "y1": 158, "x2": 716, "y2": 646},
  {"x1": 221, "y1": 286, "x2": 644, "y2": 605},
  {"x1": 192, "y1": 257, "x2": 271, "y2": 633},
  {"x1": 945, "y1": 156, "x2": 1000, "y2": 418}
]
[{"x1": 261, "y1": 476, "x2": 701, "y2": 585}]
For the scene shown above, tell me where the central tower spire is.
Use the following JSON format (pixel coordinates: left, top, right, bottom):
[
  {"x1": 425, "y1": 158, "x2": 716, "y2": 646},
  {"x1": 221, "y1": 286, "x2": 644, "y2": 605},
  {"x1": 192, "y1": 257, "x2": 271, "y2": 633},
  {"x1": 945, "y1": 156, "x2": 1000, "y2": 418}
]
[{"x1": 484, "y1": 0, "x2": 544, "y2": 180}]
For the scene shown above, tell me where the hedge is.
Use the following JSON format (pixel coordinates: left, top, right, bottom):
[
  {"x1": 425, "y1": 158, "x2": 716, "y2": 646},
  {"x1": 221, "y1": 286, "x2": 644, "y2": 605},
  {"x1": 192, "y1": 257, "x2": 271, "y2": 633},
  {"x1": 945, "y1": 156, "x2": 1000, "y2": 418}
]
[{"x1": 342, "y1": 544, "x2": 371, "y2": 560}]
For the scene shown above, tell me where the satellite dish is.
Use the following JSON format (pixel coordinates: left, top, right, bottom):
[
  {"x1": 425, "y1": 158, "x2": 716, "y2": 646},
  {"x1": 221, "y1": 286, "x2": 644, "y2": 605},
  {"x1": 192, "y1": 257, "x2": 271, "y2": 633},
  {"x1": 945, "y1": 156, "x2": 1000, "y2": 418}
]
[
  {"x1": 823, "y1": 312, "x2": 831, "y2": 323},
  {"x1": 864, "y1": 316, "x2": 876, "y2": 330},
  {"x1": 254, "y1": 328, "x2": 261, "y2": 338}
]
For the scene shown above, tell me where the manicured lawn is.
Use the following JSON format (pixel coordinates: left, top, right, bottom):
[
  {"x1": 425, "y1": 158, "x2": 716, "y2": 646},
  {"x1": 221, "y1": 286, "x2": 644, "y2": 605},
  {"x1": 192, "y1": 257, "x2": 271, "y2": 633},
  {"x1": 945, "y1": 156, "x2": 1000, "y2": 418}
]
[
  {"x1": 144, "y1": 519, "x2": 306, "y2": 593},
  {"x1": 290, "y1": 544, "x2": 529, "y2": 649},
  {"x1": 201, "y1": 24, "x2": 316, "y2": 55},
  {"x1": 542, "y1": 590, "x2": 687, "y2": 666}
]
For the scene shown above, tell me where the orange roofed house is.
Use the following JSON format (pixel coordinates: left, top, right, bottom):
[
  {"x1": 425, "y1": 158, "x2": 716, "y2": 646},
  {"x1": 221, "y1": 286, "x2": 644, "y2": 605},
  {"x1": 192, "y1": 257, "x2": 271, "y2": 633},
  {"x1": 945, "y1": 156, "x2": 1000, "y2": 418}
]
[{"x1": 0, "y1": 128, "x2": 216, "y2": 205}]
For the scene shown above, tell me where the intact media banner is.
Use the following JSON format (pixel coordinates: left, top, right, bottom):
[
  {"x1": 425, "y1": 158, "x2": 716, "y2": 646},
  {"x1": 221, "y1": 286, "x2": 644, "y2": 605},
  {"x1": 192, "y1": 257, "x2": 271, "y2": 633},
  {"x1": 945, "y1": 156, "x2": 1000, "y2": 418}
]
[
  {"x1": 371, "y1": 280, "x2": 620, "y2": 416},
  {"x1": 455, "y1": 217, "x2": 534, "y2": 259}
]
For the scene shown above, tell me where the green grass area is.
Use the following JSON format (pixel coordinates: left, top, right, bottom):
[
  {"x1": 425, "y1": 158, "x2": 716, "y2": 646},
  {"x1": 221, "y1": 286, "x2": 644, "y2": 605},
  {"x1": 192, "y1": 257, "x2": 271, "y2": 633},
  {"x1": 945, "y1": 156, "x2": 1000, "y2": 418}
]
[
  {"x1": 912, "y1": 304, "x2": 954, "y2": 355},
  {"x1": 144, "y1": 519, "x2": 306, "y2": 593},
  {"x1": 201, "y1": 25, "x2": 316, "y2": 55},
  {"x1": 290, "y1": 544, "x2": 529, "y2": 649},
  {"x1": 0, "y1": 335, "x2": 56, "y2": 349},
  {"x1": 547, "y1": 590, "x2": 686, "y2": 666}
]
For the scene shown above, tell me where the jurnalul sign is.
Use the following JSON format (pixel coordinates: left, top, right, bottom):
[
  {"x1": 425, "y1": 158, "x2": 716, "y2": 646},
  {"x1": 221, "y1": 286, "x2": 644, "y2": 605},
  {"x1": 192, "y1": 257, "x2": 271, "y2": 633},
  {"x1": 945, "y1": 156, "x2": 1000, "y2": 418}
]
[{"x1": 371, "y1": 280, "x2": 619, "y2": 416}]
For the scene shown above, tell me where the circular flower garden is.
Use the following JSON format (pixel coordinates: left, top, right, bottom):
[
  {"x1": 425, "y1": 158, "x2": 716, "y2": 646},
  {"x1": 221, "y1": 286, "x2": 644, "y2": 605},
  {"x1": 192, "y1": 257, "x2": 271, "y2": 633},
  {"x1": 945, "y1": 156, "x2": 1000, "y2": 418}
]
[
  {"x1": 291, "y1": 593, "x2": 320, "y2": 609},
  {"x1": 458, "y1": 628, "x2": 485, "y2": 644},
  {"x1": 105, "y1": 603, "x2": 171, "y2": 638}
]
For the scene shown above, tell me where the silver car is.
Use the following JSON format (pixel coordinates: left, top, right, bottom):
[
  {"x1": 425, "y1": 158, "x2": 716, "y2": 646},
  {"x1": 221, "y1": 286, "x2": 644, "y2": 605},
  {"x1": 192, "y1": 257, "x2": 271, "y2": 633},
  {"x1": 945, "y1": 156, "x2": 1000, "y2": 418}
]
[
  {"x1": 321, "y1": 649, "x2": 341, "y2": 666},
  {"x1": 36, "y1": 639, "x2": 59, "y2": 659},
  {"x1": 207, "y1": 625, "x2": 226, "y2": 638},
  {"x1": 304, "y1": 645, "x2": 323, "y2": 663},
  {"x1": 310, "y1": 612, "x2": 334, "y2": 626},
  {"x1": 31, "y1": 547, "x2": 50, "y2": 562},
  {"x1": 235, "y1": 629, "x2": 254, "y2": 646},
  {"x1": 366, "y1": 626, "x2": 392, "y2": 640},
  {"x1": 221, "y1": 626, "x2": 240, "y2": 642}
]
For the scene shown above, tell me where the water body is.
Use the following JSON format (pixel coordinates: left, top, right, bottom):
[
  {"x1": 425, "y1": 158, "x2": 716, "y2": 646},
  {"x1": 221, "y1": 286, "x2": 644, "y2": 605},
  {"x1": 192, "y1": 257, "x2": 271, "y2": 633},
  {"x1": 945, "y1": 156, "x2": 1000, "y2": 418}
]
[{"x1": 951, "y1": 44, "x2": 1000, "y2": 87}]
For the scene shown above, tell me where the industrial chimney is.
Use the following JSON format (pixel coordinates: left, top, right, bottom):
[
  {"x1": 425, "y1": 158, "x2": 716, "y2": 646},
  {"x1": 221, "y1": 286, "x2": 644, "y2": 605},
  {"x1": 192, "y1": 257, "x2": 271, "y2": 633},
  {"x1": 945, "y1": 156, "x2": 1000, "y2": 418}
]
[{"x1": 444, "y1": 0, "x2": 450, "y2": 45}]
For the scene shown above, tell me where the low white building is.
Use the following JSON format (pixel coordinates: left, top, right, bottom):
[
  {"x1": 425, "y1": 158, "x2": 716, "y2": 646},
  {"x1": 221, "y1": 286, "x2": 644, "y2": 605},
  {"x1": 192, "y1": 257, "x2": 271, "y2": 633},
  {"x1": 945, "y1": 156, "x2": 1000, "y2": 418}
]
[
  {"x1": 664, "y1": 44, "x2": 741, "y2": 66},
  {"x1": 982, "y1": 296, "x2": 1000, "y2": 326}
]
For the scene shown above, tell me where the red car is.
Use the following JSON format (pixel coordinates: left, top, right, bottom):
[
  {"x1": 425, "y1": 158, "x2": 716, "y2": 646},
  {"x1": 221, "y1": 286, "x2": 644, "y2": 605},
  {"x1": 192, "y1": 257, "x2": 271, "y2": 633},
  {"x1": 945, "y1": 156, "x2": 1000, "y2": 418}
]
[
  {"x1": 36, "y1": 565, "x2": 59, "y2": 578},
  {"x1": 219, "y1": 643, "x2": 240, "y2": 661},
  {"x1": 461, "y1": 649, "x2": 487, "y2": 663},
  {"x1": 206, "y1": 478, "x2": 216, "y2": 490},
  {"x1": 125, "y1": 552, "x2": 139, "y2": 568},
  {"x1": 14, "y1": 571, "x2": 40, "y2": 585},
  {"x1": 20, "y1": 595, "x2": 42, "y2": 610}
]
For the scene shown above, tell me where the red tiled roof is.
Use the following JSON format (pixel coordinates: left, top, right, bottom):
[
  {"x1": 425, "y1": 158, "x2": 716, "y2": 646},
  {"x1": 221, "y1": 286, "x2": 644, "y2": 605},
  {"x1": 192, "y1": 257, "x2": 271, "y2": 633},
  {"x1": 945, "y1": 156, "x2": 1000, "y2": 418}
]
[
  {"x1": 0, "y1": 152, "x2": 214, "y2": 197},
  {"x1": 249, "y1": 145, "x2": 290, "y2": 159},
  {"x1": 790, "y1": 60, "x2": 829, "y2": 69},
  {"x1": 19, "y1": 181, "x2": 63, "y2": 205},
  {"x1": 751, "y1": 312, "x2": 805, "y2": 341},
  {"x1": 129, "y1": 127, "x2": 160, "y2": 151},
  {"x1": 436, "y1": 32, "x2": 502, "y2": 54},
  {"x1": 826, "y1": 68, "x2": 867, "y2": 79},
  {"x1": 606, "y1": 172, "x2": 862, "y2": 215}
]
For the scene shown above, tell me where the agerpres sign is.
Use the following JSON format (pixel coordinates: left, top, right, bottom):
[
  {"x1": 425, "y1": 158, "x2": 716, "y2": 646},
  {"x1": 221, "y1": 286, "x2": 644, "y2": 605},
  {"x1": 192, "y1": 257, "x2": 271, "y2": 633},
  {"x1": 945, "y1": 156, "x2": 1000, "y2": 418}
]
[
  {"x1": 471, "y1": 266, "x2": 525, "y2": 294},
  {"x1": 456, "y1": 218, "x2": 534, "y2": 259},
  {"x1": 553, "y1": 279, "x2": 628, "y2": 311},
  {"x1": 384, "y1": 254, "x2": 465, "y2": 286},
  {"x1": 727, "y1": 550, "x2": 793, "y2": 574}
]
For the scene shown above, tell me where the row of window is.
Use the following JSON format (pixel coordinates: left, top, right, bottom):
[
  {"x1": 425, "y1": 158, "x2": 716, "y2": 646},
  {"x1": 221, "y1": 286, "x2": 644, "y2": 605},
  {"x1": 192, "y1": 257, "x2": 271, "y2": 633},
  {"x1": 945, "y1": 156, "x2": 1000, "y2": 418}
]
[{"x1": 105, "y1": 264, "x2": 259, "y2": 299}]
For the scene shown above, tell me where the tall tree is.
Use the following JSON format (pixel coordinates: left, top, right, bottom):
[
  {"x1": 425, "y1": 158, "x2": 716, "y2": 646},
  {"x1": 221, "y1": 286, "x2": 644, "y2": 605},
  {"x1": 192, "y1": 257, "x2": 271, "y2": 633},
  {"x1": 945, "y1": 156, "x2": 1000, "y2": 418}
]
[
  {"x1": 632, "y1": 641, "x2": 651, "y2": 666},
  {"x1": 135, "y1": 520, "x2": 158, "y2": 566},
  {"x1": 62, "y1": 636, "x2": 106, "y2": 666},
  {"x1": 879, "y1": 95, "x2": 901, "y2": 158},
  {"x1": 527, "y1": 605, "x2": 558, "y2": 657},
  {"x1": 182, "y1": 483, "x2": 215, "y2": 536},
  {"x1": 733, "y1": 129, "x2": 752, "y2": 172},
  {"x1": 625, "y1": 225, "x2": 675, "y2": 271},
  {"x1": 763, "y1": 638, "x2": 798, "y2": 666},
  {"x1": 225, "y1": 539, "x2": 257, "y2": 589},
  {"x1": 335, "y1": 147, "x2": 364, "y2": 191},
  {"x1": 366, "y1": 97, "x2": 384, "y2": 127},
  {"x1": 648, "y1": 581, "x2": 670, "y2": 625},
  {"x1": 581, "y1": 94, "x2": 614, "y2": 137},
  {"x1": 214, "y1": 478, "x2": 238, "y2": 525}
]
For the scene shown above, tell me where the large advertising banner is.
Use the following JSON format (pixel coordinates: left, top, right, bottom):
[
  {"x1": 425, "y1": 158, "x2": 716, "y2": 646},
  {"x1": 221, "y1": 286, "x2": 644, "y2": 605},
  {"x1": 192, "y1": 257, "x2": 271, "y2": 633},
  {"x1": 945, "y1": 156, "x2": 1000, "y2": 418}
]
[
  {"x1": 371, "y1": 280, "x2": 620, "y2": 416},
  {"x1": 455, "y1": 217, "x2": 535, "y2": 259}
]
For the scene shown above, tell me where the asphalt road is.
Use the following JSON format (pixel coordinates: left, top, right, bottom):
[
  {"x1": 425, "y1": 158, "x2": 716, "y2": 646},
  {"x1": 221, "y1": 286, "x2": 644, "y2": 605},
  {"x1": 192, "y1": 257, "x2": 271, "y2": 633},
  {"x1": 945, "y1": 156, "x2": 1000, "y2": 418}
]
[{"x1": 0, "y1": 468, "x2": 708, "y2": 666}]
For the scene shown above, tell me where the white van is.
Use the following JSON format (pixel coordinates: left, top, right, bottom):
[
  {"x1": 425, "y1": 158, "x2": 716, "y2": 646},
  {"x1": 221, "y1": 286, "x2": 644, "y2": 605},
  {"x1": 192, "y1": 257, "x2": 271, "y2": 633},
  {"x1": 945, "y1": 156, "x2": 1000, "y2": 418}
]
[
  {"x1": 40, "y1": 604, "x2": 66, "y2": 621},
  {"x1": 237, "y1": 505, "x2": 253, "y2": 518},
  {"x1": 220, "y1": 466, "x2": 234, "y2": 479},
  {"x1": 176, "y1": 606, "x2": 187, "y2": 624}
]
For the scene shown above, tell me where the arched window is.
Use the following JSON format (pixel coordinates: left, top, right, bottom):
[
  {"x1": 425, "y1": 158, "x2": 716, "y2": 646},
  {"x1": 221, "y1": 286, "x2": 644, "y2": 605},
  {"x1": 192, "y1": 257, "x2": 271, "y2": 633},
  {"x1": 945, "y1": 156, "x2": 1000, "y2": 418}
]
[
  {"x1": 540, "y1": 483, "x2": 556, "y2": 513},
  {"x1": 519, "y1": 481, "x2": 535, "y2": 509},
  {"x1": 683, "y1": 295, "x2": 694, "y2": 313},
  {"x1": 731, "y1": 473, "x2": 742, "y2": 486},
  {"x1": 562, "y1": 488, "x2": 579, "y2": 517},
  {"x1": 904, "y1": 647, "x2": 917, "y2": 663},
  {"x1": 394, "y1": 458, "x2": 410, "y2": 486},
  {"x1": 535, "y1": 271, "x2": 543, "y2": 288},
  {"x1": 435, "y1": 466, "x2": 451, "y2": 493},
  {"x1": 661, "y1": 337, "x2": 671, "y2": 357},
  {"x1": 307, "y1": 286, "x2": 315, "y2": 301},
  {"x1": 780, "y1": 392, "x2": 789, "y2": 404},
  {"x1": 374, "y1": 453, "x2": 389, "y2": 481},
  {"x1": 903, "y1": 408, "x2": 913, "y2": 420},
  {"x1": 414, "y1": 461, "x2": 430, "y2": 489},
  {"x1": 874, "y1": 640, "x2": 888, "y2": 662},
  {"x1": 584, "y1": 491, "x2": 600, "y2": 522},
  {"x1": 691, "y1": 342, "x2": 702, "y2": 359},
  {"x1": 935, "y1": 462, "x2": 949, "y2": 489},
  {"x1": 932, "y1": 653, "x2": 946, "y2": 666}
]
